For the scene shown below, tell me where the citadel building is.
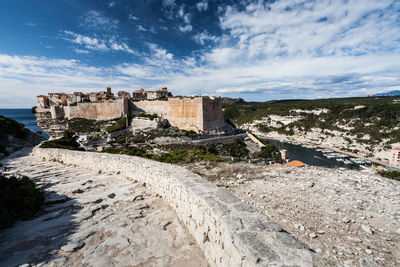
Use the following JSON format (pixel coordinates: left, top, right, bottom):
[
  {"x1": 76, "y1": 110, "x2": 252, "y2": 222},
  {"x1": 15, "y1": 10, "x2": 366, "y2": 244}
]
[{"x1": 35, "y1": 87, "x2": 226, "y2": 138}]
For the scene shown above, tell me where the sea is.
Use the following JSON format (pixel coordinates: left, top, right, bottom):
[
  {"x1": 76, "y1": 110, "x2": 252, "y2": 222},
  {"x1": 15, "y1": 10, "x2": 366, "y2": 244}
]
[{"x1": 0, "y1": 108, "x2": 49, "y2": 139}]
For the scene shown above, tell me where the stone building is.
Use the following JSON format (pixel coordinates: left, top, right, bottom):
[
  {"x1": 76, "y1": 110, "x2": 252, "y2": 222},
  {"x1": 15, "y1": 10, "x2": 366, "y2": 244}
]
[
  {"x1": 390, "y1": 147, "x2": 400, "y2": 167},
  {"x1": 132, "y1": 87, "x2": 170, "y2": 100}
]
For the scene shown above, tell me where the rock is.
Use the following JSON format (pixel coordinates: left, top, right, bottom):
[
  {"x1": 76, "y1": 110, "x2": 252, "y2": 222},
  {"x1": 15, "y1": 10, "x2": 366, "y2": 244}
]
[
  {"x1": 108, "y1": 193, "x2": 116, "y2": 199},
  {"x1": 299, "y1": 225, "x2": 305, "y2": 231},
  {"x1": 317, "y1": 230, "x2": 325, "y2": 235},
  {"x1": 342, "y1": 217, "x2": 351, "y2": 223},
  {"x1": 309, "y1": 232, "x2": 317, "y2": 238},
  {"x1": 236, "y1": 174, "x2": 245, "y2": 179},
  {"x1": 361, "y1": 225, "x2": 374, "y2": 235},
  {"x1": 360, "y1": 258, "x2": 379, "y2": 267},
  {"x1": 365, "y1": 249, "x2": 373, "y2": 255},
  {"x1": 60, "y1": 241, "x2": 85, "y2": 252}
]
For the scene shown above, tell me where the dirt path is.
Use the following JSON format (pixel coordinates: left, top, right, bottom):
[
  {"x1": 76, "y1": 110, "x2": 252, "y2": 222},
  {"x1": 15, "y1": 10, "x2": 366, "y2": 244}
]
[{"x1": 0, "y1": 148, "x2": 207, "y2": 267}]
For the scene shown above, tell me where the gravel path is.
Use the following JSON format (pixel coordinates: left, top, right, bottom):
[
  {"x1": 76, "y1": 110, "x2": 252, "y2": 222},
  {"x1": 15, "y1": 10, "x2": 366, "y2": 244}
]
[{"x1": 0, "y1": 148, "x2": 207, "y2": 267}]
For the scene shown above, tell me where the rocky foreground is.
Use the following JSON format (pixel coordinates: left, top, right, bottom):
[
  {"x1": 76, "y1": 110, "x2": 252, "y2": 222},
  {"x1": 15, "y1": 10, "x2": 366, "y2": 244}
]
[
  {"x1": 189, "y1": 163, "x2": 400, "y2": 267},
  {"x1": 0, "y1": 148, "x2": 207, "y2": 267}
]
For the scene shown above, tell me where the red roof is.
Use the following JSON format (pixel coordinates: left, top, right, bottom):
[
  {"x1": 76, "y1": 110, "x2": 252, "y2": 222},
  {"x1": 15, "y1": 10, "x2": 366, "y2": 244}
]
[{"x1": 285, "y1": 160, "x2": 305, "y2": 167}]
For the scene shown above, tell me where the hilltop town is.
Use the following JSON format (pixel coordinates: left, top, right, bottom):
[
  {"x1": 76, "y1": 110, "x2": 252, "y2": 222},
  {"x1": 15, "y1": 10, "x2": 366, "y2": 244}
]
[{"x1": 35, "y1": 87, "x2": 228, "y2": 139}]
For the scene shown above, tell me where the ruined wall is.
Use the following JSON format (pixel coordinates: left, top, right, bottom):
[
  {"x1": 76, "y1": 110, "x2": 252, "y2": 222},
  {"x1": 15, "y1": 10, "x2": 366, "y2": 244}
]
[
  {"x1": 64, "y1": 98, "x2": 128, "y2": 121},
  {"x1": 132, "y1": 97, "x2": 225, "y2": 132},
  {"x1": 33, "y1": 147, "x2": 316, "y2": 267}
]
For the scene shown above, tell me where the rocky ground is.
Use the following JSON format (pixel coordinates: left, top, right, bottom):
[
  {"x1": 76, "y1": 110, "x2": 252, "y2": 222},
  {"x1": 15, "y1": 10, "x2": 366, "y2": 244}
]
[
  {"x1": 0, "y1": 148, "x2": 207, "y2": 267},
  {"x1": 188, "y1": 162, "x2": 400, "y2": 267}
]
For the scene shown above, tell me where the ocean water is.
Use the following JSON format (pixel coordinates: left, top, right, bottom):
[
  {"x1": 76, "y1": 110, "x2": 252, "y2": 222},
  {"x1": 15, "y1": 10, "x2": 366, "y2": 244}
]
[{"x1": 0, "y1": 109, "x2": 49, "y2": 139}]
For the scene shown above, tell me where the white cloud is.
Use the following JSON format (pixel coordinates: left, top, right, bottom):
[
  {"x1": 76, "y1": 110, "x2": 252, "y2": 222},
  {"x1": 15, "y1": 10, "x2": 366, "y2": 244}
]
[
  {"x1": 179, "y1": 25, "x2": 193, "y2": 33},
  {"x1": 162, "y1": 0, "x2": 175, "y2": 8},
  {"x1": 80, "y1": 10, "x2": 119, "y2": 32},
  {"x1": 25, "y1": 22, "x2": 37, "y2": 27},
  {"x1": 62, "y1": 31, "x2": 137, "y2": 55},
  {"x1": 2, "y1": 0, "x2": 400, "y2": 107},
  {"x1": 73, "y1": 49, "x2": 90, "y2": 54},
  {"x1": 193, "y1": 31, "x2": 219, "y2": 45},
  {"x1": 128, "y1": 14, "x2": 139, "y2": 21},
  {"x1": 196, "y1": 0, "x2": 208, "y2": 12},
  {"x1": 107, "y1": 1, "x2": 115, "y2": 8}
]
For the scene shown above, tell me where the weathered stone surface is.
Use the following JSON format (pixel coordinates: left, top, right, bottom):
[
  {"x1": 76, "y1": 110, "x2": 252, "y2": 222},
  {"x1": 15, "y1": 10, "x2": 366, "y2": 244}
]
[
  {"x1": 32, "y1": 147, "x2": 317, "y2": 266},
  {"x1": 0, "y1": 148, "x2": 207, "y2": 267}
]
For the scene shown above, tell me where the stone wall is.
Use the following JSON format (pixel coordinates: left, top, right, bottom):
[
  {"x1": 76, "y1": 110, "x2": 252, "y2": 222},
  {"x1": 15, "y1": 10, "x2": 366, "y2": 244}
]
[
  {"x1": 63, "y1": 98, "x2": 128, "y2": 121},
  {"x1": 33, "y1": 148, "x2": 316, "y2": 267},
  {"x1": 133, "y1": 100, "x2": 169, "y2": 117},
  {"x1": 132, "y1": 97, "x2": 226, "y2": 132},
  {"x1": 167, "y1": 97, "x2": 204, "y2": 132}
]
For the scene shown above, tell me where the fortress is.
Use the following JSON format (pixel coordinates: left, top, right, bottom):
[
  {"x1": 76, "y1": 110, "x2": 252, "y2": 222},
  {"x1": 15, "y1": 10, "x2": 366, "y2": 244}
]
[{"x1": 35, "y1": 87, "x2": 226, "y2": 137}]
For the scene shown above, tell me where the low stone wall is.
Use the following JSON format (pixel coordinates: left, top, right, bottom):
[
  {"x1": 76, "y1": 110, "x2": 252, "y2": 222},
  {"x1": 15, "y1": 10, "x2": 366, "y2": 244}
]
[{"x1": 33, "y1": 148, "x2": 316, "y2": 267}]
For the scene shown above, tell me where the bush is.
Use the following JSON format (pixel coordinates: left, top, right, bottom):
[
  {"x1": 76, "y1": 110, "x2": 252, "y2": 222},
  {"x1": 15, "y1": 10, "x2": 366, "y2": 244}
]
[
  {"x1": 378, "y1": 170, "x2": 400, "y2": 181},
  {"x1": 106, "y1": 117, "x2": 127, "y2": 133},
  {"x1": 102, "y1": 146, "x2": 151, "y2": 158},
  {"x1": 0, "y1": 115, "x2": 28, "y2": 139},
  {"x1": 255, "y1": 144, "x2": 282, "y2": 161},
  {"x1": 40, "y1": 131, "x2": 82, "y2": 150},
  {"x1": 0, "y1": 175, "x2": 44, "y2": 229},
  {"x1": 154, "y1": 149, "x2": 223, "y2": 164},
  {"x1": 31, "y1": 106, "x2": 37, "y2": 114}
]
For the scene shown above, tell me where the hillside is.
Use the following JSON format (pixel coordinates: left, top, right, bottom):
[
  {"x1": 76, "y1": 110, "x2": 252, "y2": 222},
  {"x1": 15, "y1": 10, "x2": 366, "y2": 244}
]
[
  {"x1": 0, "y1": 115, "x2": 44, "y2": 158},
  {"x1": 223, "y1": 96, "x2": 400, "y2": 161}
]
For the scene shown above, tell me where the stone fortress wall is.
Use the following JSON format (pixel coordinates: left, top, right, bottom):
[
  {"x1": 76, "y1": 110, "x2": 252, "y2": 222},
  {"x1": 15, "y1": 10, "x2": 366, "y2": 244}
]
[
  {"x1": 133, "y1": 96, "x2": 226, "y2": 132},
  {"x1": 62, "y1": 98, "x2": 128, "y2": 121},
  {"x1": 33, "y1": 147, "x2": 317, "y2": 266}
]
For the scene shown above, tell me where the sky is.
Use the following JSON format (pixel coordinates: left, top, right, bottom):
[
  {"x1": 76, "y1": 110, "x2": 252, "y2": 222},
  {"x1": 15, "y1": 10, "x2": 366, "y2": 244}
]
[{"x1": 0, "y1": 0, "x2": 400, "y2": 107}]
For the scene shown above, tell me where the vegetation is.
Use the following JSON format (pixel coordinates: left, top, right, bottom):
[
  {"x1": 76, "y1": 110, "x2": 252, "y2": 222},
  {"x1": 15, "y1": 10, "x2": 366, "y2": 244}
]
[
  {"x1": 31, "y1": 106, "x2": 37, "y2": 114},
  {"x1": 137, "y1": 112, "x2": 159, "y2": 120},
  {"x1": 68, "y1": 118, "x2": 101, "y2": 133},
  {"x1": 378, "y1": 170, "x2": 400, "y2": 181},
  {"x1": 154, "y1": 149, "x2": 223, "y2": 164},
  {"x1": 223, "y1": 96, "x2": 400, "y2": 146},
  {"x1": 111, "y1": 127, "x2": 198, "y2": 144},
  {"x1": 0, "y1": 115, "x2": 30, "y2": 155},
  {"x1": 106, "y1": 117, "x2": 127, "y2": 133},
  {"x1": 102, "y1": 146, "x2": 152, "y2": 158},
  {"x1": 0, "y1": 115, "x2": 28, "y2": 139},
  {"x1": 0, "y1": 174, "x2": 44, "y2": 229},
  {"x1": 40, "y1": 131, "x2": 82, "y2": 150}
]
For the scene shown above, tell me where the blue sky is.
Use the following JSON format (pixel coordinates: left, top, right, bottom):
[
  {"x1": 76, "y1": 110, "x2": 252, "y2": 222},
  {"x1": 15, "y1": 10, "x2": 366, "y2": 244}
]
[{"x1": 0, "y1": 0, "x2": 400, "y2": 107}]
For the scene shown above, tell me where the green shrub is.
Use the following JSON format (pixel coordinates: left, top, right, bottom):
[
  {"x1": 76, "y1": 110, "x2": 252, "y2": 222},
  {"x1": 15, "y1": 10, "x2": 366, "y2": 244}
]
[
  {"x1": 40, "y1": 131, "x2": 82, "y2": 150},
  {"x1": 31, "y1": 106, "x2": 37, "y2": 114},
  {"x1": 0, "y1": 115, "x2": 28, "y2": 139},
  {"x1": 255, "y1": 144, "x2": 282, "y2": 161},
  {"x1": 378, "y1": 170, "x2": 400, "y2": 181},
  {"x1": 0, "y1": 175, "x2": 44, "y2": 229},
  {"x1": 102, "y1": 146, "x2": 151, "y2": 158},
  {"x1": 154, "y1": 149, "x2": 223, "y2": 164},
  {"x1": 106, "y1": 117, "x2": 127, "y2": 133}
]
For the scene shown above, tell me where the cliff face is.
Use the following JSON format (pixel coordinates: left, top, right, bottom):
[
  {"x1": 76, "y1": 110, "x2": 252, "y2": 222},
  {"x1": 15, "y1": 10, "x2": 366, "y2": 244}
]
[{"x1": 35, "y1": 111, "x2": 68, "y2": 139}]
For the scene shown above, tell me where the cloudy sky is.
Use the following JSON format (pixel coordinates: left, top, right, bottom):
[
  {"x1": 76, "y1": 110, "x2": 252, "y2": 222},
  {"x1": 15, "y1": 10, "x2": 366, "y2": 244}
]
[{"x1": 1, "y1": 0, "x2": 400, "y2": 107}]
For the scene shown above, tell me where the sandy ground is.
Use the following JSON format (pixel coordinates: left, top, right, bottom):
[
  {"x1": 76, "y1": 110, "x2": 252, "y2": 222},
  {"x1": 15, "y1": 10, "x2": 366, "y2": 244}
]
[
  {"x1": 188, "y1": 162, "x2": 400, "y2": 267},
  {"x1": 0, "y1": 148, "x2": 207, "y2": 267}
]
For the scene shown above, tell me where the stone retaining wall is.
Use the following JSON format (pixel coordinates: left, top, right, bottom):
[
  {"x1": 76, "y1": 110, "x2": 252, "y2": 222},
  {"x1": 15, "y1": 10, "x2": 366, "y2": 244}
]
[{"x1": 33, "y1": 148, "x2": 316, "y2": 267}]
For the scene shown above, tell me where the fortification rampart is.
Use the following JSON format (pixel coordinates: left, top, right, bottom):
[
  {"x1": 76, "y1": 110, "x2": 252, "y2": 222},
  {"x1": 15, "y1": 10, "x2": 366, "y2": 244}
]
[
  {"x1": 33, "y1": 147, "x2": 315, "y2": 267},
  {"x1": 132, "y1": 97, "x2": 225, "y2": 132},
  {"x1": 63, "y1": 98, "x2": 128, "y2": 121}
]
